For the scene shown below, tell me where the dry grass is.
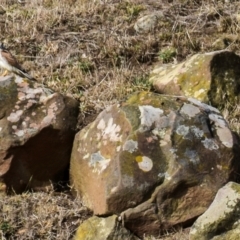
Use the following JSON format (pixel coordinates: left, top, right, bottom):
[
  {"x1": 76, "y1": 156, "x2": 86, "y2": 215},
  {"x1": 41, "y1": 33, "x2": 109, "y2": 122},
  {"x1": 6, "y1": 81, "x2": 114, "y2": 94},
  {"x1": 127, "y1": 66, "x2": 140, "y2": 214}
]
[
  {"x1": 0, "y1": 191, "x2": 92, "y2": 239},
  {"x1": 144, "y1": 227, "x2": 190, "y2": 240},
  {"x1": 1, "y1": 0, "x2": 239, "y2": 127},
  {"x1": 0, "y1": 0, "x2": 240, "y2": 239}
]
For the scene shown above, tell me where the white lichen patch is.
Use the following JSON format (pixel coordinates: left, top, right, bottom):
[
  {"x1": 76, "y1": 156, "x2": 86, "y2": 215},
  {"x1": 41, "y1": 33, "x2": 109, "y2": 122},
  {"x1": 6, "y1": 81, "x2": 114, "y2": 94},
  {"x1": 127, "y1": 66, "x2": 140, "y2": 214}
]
[
  {"x1": 190, "y1": 126, "x2": 204, "y2": 139},
  {"x1": 15, "y1": 129, "x2": 25, "y2": 137},
  {"x1": 122, "y1": 175, "x2": 134, "y2": 187},
  {"x1": 7, "y1": 110, "x2": 23, "y2": 122},
  {"x1": 152, "y1": 128, "x2": 167, "y2": 138},
  {"x1": 185, "y1": 148, "x2": 200, "y2": 164},
  {"x1": 139, "y1": 105, "x2": 164, "y2": 130},
  {"x1": 97, "y1": 117, "x2": 121, "y2": 142},
  {"x1": 188, "y1": 97, "x2": 220, "y2": 113},
  {"x1": 26, "y1": 92, "x2": 36, "y2": 99},
  {"x1": 110, "y1": 186, "x2": 118, "y2": 194},
  {"x1": 208, "y1": 113, "x2": 226, "y2": 128},
  {"x1": 158, "y1": 172, "x2": 166, "y2": 179},
  {"x1": 22, "y1": 121, "x2": 27, "y2": 128},
  {"x1": 25, "y1": 116, "x2": 30, "y2": 121},
  {"x1": 83, "y1": 153, "x2": 90, "y2": 160},
  {"x1": 83, "y1": 131, "x2": 89, "y2": 140},
  {"x1": 164, "y1": 172, "x2": 171, "y2": 181},
  {"x1": 180, "y1": 103, "x2": 200, "y2": 118},
  {"x1": 201, "y1": 138, "x2": 219, "y2": 150},
  {"x1": 116, "y1": 146, "x2": 121, "y2": 152},
  {"x1": 123, "y1": 140, "x2": 138, "y2": 153},
  {"x1": 190, "y1": 182, "x2": 240, "y2": 237},
  {"x1": 89, "y1": 151, "x2": 111, "y2": 174},
  {"x1": 136, "y1": 156, "x2": 153, "y2": 172},
  {"x1": 40, "y1": 101, "x2": 60, "y2": 126},
  {"x1": 176, "y1": 125, "x2": 189, "y2": 138}
]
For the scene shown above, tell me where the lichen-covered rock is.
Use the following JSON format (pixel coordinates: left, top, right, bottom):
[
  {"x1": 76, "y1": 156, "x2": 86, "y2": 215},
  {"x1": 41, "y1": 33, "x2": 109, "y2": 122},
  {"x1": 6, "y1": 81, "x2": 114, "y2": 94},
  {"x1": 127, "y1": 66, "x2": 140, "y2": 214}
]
[
  {"x1": 70, "y1": 91, "x2": 240, "y2": 238},
  {"x1": 189, "y1": 182, "x2": 240, "y2": 240},
  {"x1": 74, "y1": 215, "x2": 139, "y2": 240},
  {"x1": 149, "y1": 51, "x2": 240, "y2": 111},
  {"x1": 0, "y1": 75, "x2": 79, "y2": 193},
  {"x1": 134, "y1": 13, "x2": 159, "y2": 33}
]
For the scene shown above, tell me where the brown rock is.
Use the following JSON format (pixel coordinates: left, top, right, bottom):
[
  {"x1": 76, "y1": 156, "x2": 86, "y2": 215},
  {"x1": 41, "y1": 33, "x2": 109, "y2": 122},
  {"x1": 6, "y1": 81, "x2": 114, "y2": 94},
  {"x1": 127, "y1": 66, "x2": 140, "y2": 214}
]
[
  {"x1": 149, "y1": 51, "x2": 240, "y2": 111},
  {"x1": 0, "y1": 75, "x2": 79, "y2": 193},
  {"x1": 70, "y1": 91, "x2": 240, "y2": 237}
]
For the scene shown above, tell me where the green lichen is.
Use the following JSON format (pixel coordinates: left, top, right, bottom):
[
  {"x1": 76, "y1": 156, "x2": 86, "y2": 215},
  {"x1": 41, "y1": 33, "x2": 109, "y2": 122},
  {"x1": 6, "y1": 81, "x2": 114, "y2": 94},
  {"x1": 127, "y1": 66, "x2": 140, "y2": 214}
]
[
  {"x1": 125, "y1": 91, "x2": 181, "y2": 111},
  {"x1": 230, "y1": 182, "x2": 240, "y2": 194},
  {"x1": 176, "y1": 55, "x2": 212, "y2": 102}
]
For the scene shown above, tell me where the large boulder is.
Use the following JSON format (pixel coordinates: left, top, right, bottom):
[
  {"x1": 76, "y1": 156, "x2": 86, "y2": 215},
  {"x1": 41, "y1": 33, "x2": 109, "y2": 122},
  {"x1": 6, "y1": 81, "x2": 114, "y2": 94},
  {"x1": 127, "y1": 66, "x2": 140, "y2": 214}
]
[
  {"x1": 0, "y1": 75, "x2": 79, "y2": 193},
  {"x1": 149, "y1": 50, "x2": 240, "y2": 111},
  {"x1": 70, "y1": 91, "x2": 240, "y2": 237},
  {"x1": 189, "y1": 181, "x2": 240, "y2": 240}
]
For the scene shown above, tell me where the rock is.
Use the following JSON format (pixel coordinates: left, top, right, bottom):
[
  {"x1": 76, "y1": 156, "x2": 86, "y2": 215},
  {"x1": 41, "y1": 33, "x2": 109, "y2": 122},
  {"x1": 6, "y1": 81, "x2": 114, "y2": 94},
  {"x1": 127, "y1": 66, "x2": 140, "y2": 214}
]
[
  {"x1": 149, "y1": 51, "x2": 240, "y2": 111},
  {"x1": 134, "y1": 13, "x2": 159, "y2": 33},
  {"x1": 70, "y1": 91, "x2": 240, "y2": 237},
  {"x1": 189, "y1": 181, "x2": 240, "y2": 240},
  {"x1": 0, "y1": 75, "x2": 79, "y2": 193},
  {"x1": 74, "y1": 215, "x2": 139, "y2": 240}
]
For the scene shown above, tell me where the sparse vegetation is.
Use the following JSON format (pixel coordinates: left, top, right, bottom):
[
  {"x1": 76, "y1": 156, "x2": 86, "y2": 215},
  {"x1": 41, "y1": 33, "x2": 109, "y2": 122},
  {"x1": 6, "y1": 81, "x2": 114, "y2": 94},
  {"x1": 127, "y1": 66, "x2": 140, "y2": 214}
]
[
  {"x1": 0, "y1": 0, "x2": 240, "y2": 239},
  {"x1": 0, "y1": 191, "x2": 92, "y2": 239},
  {"x1": 158, "y1": 47, "x2": 177, "y2": 63}
]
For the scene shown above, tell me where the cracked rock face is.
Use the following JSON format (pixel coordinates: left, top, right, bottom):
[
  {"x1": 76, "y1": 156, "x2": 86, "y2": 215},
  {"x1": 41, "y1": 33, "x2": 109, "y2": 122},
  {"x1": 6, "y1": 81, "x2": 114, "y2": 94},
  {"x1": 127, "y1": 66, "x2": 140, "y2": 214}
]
[
  {"x1": 70, "y1": 91, "x2": 239, "y2": 237},
  {"x1": 0, "y1": 75, "x2": 79, "y2": 194}
]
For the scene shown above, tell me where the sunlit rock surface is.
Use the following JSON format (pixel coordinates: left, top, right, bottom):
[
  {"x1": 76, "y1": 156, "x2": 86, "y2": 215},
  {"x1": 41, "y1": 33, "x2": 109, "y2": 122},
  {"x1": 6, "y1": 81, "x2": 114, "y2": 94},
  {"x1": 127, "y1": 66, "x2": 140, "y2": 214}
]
[
  {"x1": 149, "y1": 51, "x2": 240, "y2": 111},
  {"x1": 70, "y1": 91, "x2": 239, "y2": 238},
  {"x1": 74, "y1": 215, "x2": 139, "y2": 240},
  {"x1": 0, "y1": 75, "x2": 79, "y2": 193},
  {"x1": 190, "y1": 181, "x2": 240, "y2": 240}
]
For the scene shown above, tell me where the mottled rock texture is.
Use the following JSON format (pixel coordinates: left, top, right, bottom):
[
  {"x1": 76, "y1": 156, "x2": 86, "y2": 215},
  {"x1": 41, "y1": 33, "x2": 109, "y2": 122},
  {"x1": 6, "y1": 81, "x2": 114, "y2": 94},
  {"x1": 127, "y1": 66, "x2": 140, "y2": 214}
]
[
  {"x1": 0, "y1": 75, "x2": 79, "y2": 193},
  {"x1": 149, "y1": 51, "x2": 240, "y2": 111},
  {"x1": 190, "y1": 181, "x2": 240, "y2": 240},
  {"x1": 74, "y1": 215, "x2": 139, "y2": 240},
  {"x1": 70, "y1": 91, "x2": 240, "y2": 237}
]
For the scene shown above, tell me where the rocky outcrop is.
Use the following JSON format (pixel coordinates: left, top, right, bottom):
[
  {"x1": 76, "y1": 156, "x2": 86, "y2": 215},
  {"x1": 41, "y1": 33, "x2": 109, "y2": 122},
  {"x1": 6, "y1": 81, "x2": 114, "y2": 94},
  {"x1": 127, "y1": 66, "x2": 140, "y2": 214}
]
[
  {"x1": 0, "y1": 75, "x2": 79, "y2": 193},
  {"x1": 74, "y1": 215, "x2": 139, "y2": 240},
  {"x1": 189, "y1": 182, "x2": 240, "y2": 240},
  {"x1": 149, "y1": 51, "x2": 240, "y2": 111},
  {"x1": 70, "y1": 91, "x2": 240, "y2": 237}
]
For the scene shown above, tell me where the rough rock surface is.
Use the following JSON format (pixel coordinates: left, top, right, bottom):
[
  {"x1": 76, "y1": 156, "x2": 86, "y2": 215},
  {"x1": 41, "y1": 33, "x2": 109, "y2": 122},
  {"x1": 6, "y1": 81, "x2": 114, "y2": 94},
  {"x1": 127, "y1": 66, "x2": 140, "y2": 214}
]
[
  {"x1": 189, "y1": 181, "x2": 240, "y2": 240},
  {"x1": 74, "y1": 215, "x2": 139, "y2": 240},
  {"x1": 134, "y1": 13, "x2": 159, "y2": 33},
  {"x1": 0, "y1": 75, "x2": 79, "y2": 193},
  {"x1": 149, "y1": 51, "x2": 240, "y2": 111},
  {"x1": 70, "y1": 91, "x2": 240, "y2": 237}
]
